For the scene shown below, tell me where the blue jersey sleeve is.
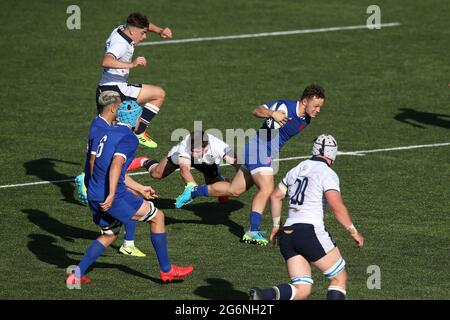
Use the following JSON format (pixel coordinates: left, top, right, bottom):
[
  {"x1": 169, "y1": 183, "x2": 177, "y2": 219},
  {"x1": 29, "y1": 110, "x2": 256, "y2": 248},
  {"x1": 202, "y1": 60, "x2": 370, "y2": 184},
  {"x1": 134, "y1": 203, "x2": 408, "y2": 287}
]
[{"x1": 114, "y1": 132, "x2": 137, "y2": 161}]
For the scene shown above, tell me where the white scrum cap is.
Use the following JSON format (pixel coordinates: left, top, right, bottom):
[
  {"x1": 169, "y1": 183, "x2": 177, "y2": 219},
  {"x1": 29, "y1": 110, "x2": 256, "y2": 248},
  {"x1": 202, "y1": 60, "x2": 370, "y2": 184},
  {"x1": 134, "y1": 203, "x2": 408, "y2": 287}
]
[{"x1": 312, "y1": 134, "x2": 338, "y2": 161}]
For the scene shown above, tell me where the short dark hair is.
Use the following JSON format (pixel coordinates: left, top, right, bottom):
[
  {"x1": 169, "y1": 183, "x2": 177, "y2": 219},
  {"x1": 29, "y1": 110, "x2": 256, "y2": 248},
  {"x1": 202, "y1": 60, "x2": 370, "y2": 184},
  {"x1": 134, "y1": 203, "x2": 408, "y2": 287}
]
[
  {"x1": 190, "y1": 131, "x2": 209, "y2": 150},
  {"x1": 301, "y1": 84, "x2": 325, "y2": 100},
  {"x1": 126, "y1": 12, "x2": 149, "y2": 29}
]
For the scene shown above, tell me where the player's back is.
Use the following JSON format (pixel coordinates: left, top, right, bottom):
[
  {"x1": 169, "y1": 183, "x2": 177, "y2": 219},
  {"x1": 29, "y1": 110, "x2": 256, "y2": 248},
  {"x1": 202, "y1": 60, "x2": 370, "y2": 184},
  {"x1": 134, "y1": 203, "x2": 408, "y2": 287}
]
[
  {"x1": 283, "y1": 157, "x2": 340, "y2": 228},
  {"x1": 87, "y1": 123, "x2": 138, "y2": 202},
  {"x1": 83, "y1": 116, "x2": 111, "y2": 186}
]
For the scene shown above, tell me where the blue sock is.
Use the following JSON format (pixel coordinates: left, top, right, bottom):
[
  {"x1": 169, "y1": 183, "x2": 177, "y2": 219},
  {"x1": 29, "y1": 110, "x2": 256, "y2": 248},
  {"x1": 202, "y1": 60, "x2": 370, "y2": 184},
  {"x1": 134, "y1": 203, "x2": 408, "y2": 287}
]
[
  {"x1": 249, "y1": 211, "x2": 262, "y2": 231},
  {"x1": 327, "y1": 289, "x2": 346, "y2": 300},
  {"x1": 150, "y1": 232, "x2": 171, "y2": 272},
  {"x1": 78, "y1": 240, "x2": 106, "y2": 276},
  {"x1": 124, "y1": 221, "x2": 136, "y2": 241},
  {"x1": 191, "y1": 185, "x2": 208, "y2": 199}
]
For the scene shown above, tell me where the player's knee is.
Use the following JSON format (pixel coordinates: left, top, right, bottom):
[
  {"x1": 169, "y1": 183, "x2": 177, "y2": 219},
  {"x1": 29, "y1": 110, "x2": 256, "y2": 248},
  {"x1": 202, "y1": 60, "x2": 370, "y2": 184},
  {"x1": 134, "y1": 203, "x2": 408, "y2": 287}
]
[
  {"x1": 329, "y1": 268, "x2": 347, "y2": 287},
  {"x1": 260, "y1": 185, "x2": 274, "y2": 197},
  {"x1": 154, "y1": 86, "x2": 166, "y2": 101},
  {"x1": 150, "y1": 170, "x2": 163, "y2": 180},
  {"x1": 291, "y1": 276, "x2": 313, "y2": 300},
  {"x1": 100, "y1": 221, "x2": 121, "y2": 237},
  {"x1": 292, "y1": 284, "x2": 312, "y2": 300},
  {"x1": 136, "y1": 201, "x2": 158, "y2": 223},
  {"x1": 155, "y1": 209, "x2": 164, "y2": 223},
  {"x1": 229, "y1": 187, "x2": 244, "y2": 198}
]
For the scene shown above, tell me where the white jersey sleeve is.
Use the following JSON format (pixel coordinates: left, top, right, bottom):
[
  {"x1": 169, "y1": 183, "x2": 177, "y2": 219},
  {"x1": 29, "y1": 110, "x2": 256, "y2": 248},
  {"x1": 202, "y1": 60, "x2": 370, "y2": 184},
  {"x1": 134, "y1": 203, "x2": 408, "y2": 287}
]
[
  {"x1": 322, "y1": 171, "x2": 340, "y2": 193},
  {"x1": 207, "y1": 134, "x2": 232, "y2": 162},
  {"x1": 167, "y1": 135, "x2": 191, "y2": 165},
  {"x1": 106, "y1": 37, "x2": 128, "y2": 59}
]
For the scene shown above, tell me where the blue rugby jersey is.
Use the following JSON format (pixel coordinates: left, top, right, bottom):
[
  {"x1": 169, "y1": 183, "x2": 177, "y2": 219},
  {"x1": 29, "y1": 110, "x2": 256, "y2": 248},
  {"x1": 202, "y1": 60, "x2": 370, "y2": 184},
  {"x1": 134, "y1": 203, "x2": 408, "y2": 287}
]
[
  {"x1": 83, "y1": 115, "x2": 111, "y2": 187},
  {"x1": 247, "y1": 99, "x2": 311, "y2": 158},
  {"x1": 87, "y1": 123, "x2": 138, "y2": 201}
]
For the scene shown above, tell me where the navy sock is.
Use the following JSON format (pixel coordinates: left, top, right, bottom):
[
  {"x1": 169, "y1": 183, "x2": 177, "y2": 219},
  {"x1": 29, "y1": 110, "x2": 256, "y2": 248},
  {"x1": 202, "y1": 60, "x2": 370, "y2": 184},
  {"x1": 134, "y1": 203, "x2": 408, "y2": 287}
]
[
  {"x1": 78, "y1": 240, "x2": 106, "y2": 276},
  {"x1": 260, "y1": 288, "x2": 276, "y2": 300},
  {"x1": 124, "y1": 221, "x2": 136, "y2": 241},
  {"x1": 191, "y1": 185, "x2": 208, "y2": 199},
  {"x1": 274, "y1": 284, "x2": 294, "y2": 300},
  {"x1": 143, "y1": 159, "x2": 159, "y2": 171},
  {"x1": 249, "y1": 211, "x2": 262, "y2": 231},
  {"x1": 327, "y1": 289, "x2": 346, "y2": 300},
  {"x1": 151, "y1": 232, "x2": 171, "y2": 272},
  {"x1": 135, "y1": 106, "x2": 158, "y2": 134}
]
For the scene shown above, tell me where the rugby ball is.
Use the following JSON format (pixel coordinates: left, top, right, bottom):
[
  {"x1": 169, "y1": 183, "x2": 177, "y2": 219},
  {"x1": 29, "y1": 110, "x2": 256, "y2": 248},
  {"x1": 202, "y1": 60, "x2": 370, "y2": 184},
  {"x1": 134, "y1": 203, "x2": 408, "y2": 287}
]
[{"x1": 266, "y1": 103, "x2": 288, "y2": 129}]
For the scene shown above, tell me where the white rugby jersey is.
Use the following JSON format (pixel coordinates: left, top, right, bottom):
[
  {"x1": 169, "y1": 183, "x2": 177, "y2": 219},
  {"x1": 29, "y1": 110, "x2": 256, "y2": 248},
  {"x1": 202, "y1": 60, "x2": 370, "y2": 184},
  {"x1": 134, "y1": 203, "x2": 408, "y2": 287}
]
[
  {"x1": 99, "y1": 25, "x2": 136, "y2": 85},
  {"x1": 282, "y1": 157, "x2": 340, "y2": 228},
  {"x1": 168, "y1": 134, "x2": 232, "y2": 165}
]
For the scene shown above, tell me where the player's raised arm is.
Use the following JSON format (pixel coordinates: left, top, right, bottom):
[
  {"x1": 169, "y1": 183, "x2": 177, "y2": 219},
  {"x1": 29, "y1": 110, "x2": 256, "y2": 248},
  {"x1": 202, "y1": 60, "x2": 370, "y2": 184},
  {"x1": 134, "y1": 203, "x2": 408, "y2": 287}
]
[
  {"x1": 148, "y1": 23, "x2": 172, "y2": 38},
  {"x1": 269, "y1": 182, "x2": 287, "y2": 242},
  {"x1": 325, "y1": 190, "x2": 364, "y2": 248},
  {"x1": 252, "y1": 105, "x2": 287, "y2": 125}
]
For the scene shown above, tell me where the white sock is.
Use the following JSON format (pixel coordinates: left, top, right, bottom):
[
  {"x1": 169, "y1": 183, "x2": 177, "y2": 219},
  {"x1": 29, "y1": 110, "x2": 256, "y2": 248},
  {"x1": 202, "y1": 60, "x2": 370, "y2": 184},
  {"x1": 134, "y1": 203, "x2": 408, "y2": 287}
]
[
  {"x1": 144, "y1": 103, "x2": 160, "y2": 114},
  {"x1": 123, "y1": 240, "x2": 135, "y2": 247}
]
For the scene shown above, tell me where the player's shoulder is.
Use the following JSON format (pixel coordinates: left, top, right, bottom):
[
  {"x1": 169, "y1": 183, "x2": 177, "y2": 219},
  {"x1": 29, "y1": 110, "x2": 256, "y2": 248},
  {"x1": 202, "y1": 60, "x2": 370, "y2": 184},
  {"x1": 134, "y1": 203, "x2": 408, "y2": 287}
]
[{"x1": 107, "y1": 25, "x2": 130, "y2": 44}]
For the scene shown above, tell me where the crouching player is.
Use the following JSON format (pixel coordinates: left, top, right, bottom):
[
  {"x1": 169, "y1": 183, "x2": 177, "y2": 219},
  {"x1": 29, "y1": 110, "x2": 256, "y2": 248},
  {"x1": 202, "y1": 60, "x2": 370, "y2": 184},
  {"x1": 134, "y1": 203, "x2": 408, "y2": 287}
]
[
  {"x1": 249, "y1": 134, "x2": 364, "y2": 300},
  {"x1": 127, "y1": 130, "x2": 239, "y2": 204},
  {"x1": 66, "y1": 99, "x2": 193, "y2": 286}
]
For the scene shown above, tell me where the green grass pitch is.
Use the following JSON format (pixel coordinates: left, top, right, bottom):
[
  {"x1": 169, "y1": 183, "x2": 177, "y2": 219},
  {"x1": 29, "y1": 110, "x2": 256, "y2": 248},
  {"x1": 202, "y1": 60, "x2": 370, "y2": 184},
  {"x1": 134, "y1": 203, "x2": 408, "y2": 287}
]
[{"x1": 0, "y1": 0, "x2": 449, "y2": 299}]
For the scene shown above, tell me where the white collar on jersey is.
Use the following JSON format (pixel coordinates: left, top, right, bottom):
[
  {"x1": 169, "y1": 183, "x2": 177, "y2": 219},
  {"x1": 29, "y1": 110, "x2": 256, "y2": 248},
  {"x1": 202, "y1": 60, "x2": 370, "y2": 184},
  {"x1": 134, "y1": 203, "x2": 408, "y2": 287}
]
[{"x1": 98, "y1": 115, "x2": 111, "y2": 125}]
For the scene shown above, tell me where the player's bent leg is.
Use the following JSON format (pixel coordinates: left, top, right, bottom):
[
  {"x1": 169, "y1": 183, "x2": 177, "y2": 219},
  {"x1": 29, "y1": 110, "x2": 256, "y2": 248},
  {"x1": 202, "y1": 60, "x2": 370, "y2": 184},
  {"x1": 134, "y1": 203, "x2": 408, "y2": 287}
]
[
  {"x1": 249, "y1": 255, "x2": 311, "y2": 300},
  {"x1": 131, "y1": 203, "x2": 193, "y2": 282},
  {"x1": 149, "y1": 157, "x2": 177, "y2": 180},
  {"x1": 242, "y1": 170, "x2": 273, "y2": 246},
  {"x1": 250, "y1": 169, "x2": 274, "y2": 213},
  {"x1": 136, "y1": 84, "x2": 166, "y2": 108},
  {"x1": 207, "y1": 168, "x2": 250, "y2": 197},
  {"x1": 287, "y1": 255, "x2": 313, "y2": 300},
  {"x1": 312, "y1": 247, "x2": 348, "y2": 300},
  {"x1": 67, "y1": 232, "x2": 118, "y2": 286}
]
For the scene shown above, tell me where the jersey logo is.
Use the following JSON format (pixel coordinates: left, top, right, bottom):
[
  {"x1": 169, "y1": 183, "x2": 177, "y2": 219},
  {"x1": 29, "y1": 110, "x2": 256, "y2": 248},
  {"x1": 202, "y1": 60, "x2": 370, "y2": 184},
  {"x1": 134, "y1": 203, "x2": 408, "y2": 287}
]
[
  {"x1": 299, "y1": 124, "x2": 306, "y2": 130},
  {"x1": 283, "y1": 230, "x2": 294, "y2": 235}
]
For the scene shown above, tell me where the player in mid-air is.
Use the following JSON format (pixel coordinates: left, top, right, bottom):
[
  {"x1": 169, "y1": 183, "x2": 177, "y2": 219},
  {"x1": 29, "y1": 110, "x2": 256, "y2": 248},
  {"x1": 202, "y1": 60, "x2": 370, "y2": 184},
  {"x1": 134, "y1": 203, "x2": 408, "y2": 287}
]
[
  {"x1": 249, "y1": 134, "x2": 364, "y2": 300},
  {"x1": 77, "y1": 92, "x2": 146, "y2": 257},
  {"x1": 97, "y1": 12, "x2": 172, "y2": 149},
  {"x1": 75, "y1": 12, "x2": 171, "y2": 205},
  {"x1": 127, "y1": 131, "x2": 239, "y2": 204},
  {"x1": 66, "y1": 95, "x2": 193, "y2": 286},
  {"x1": 175, "y1": 84, "x2": 325, "y2": 246}
]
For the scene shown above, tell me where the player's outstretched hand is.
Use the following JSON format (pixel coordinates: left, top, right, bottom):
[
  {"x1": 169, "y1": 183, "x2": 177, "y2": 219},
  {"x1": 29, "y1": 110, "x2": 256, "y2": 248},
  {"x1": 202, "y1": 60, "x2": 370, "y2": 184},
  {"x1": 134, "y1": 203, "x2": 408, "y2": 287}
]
[
  {"x1": 140, "y1": 186, "x2": 158, "y2": 200},
  {"x1": 272, "y1": 110, "x2": 288, "y2": 126},
  {"x1": 352, "y1": 232, "x2": 364, "y2": 248},
  {"x1": 132, "y1": 56, "x2": 147, "y2": 68},
  {"x1": 160, "y1": 27, "x2": 172, "y2": 39},
  {"x1": 270, "y1": 226, "x2": 280, "y2": 244},
  {"x1": 100, "y1": 194, "x2": 115, "y2": 211}
]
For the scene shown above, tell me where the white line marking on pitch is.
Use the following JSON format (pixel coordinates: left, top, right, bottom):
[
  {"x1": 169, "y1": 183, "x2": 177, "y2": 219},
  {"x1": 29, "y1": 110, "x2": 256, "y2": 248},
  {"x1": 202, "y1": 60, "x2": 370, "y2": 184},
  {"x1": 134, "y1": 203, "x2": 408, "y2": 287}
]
[
  {"x1": 139, "y1": 23, "x2": 401, "y2": 46},
  {"x1": 0, "y1": 141, "x2": 448, "y2": 189}
]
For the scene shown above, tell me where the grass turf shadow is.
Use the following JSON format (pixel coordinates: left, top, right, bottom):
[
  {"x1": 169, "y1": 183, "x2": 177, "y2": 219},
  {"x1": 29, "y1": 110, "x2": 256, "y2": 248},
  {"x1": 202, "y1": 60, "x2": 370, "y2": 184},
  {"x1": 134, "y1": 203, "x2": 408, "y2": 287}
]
[
  {"x1": 23, "y1": 158, "x2": 84, "y2": 206},
  {"x1": 153, "y1": 198, "x2": 246, "y2": 239}
]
